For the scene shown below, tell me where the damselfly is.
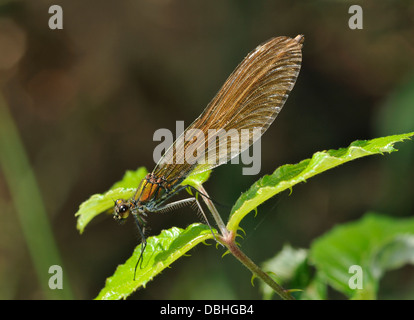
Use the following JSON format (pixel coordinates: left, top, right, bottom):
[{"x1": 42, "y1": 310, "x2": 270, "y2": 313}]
[{"x1": 114, "y1": 35, "x2": 304, "y2": 278}]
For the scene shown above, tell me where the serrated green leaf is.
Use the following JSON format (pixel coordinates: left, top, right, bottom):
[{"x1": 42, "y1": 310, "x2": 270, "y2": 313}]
[
  {"x1": 96, "y1": 223, "x2": 214, "y2": 300},
  {"x1": 227, "y1": 132, "x2": 414, "y2": 232},
  {"x1": 310, "y1": 213, "x2": 414, "y2": 299}
]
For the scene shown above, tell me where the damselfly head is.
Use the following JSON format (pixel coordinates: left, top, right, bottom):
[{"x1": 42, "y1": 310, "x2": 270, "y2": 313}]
[{"x1": 114, "y1": 199, "x2": 131, "y2": 222}]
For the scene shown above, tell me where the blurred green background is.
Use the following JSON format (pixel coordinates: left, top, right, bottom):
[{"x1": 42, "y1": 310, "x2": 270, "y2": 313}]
[{"x1": 0, "y1": 0, "x2": 413, "y2": 299}]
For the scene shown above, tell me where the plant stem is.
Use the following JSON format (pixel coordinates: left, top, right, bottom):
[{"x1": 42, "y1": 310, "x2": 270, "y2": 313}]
[
  {"x1": 197, "y1": 184, "x2": 294, "y2": 300},
  {"x1": 197, "y1": 184, "x2": 229, "y2": 237},
  {"x1": 220, "y1": 231, "x2": 295, "y2": 300}
]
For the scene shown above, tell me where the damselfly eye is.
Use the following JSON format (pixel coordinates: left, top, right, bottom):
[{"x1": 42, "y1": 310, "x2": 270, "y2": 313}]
[{"x1": 114, "y1": 199, "x2": 131, "y2": 220}]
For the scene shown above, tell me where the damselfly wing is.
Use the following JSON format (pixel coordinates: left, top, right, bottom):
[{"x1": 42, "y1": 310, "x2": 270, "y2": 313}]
[{"x1": 114, "y1": 35, "x2": 304, "y2": 277}]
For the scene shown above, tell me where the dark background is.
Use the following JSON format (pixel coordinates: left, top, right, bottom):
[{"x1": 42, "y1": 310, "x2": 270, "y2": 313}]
[{"x1": 0, "y1": 0, "x2": 413, "y2": 299}]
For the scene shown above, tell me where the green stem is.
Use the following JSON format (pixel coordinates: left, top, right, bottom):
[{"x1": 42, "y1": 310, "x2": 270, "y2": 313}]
[
  {"x1": 197, "y1": 184, "x2": 229, "y2": 237},
  {"x1": 197, "y1": 185, "x2": 293, "y2": 300},
  {"x1": 220, "y1": 231, "x2": 295, "y2": 300}
]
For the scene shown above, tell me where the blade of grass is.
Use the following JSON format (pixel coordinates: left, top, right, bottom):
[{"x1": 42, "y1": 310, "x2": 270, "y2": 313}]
[{"x1": 0, "y1": 95, "x2": 73, "y2": 299}]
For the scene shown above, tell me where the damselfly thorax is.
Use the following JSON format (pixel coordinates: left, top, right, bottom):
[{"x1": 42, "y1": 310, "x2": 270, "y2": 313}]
[
  {"x1": 113, "y1": 172, "x2": 184, "y2": 221},
  {"x1": 113, "y1": 35, "x2": 304, "y2": 278}
]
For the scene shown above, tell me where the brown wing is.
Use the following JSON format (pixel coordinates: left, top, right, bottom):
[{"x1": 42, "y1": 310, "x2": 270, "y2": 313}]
[{"x1": 153, "y1": 35, "x2": 304, "y2": 182}]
